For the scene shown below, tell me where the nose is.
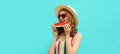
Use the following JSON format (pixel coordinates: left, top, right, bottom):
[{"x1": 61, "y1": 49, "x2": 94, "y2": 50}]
[
  {"x1": 59, "y1": 17, "x2": 63, "y2": 20},
  {"x1": 59, "y1": 17, "x2": 63, "y2": 22}
]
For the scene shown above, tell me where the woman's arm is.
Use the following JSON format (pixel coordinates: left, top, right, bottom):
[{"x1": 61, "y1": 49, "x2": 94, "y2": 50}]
[
  {"x1": 48, "y1": 25, "x2": 58, "y2": 54},
  {"x1": 48, "y1": 37, "x2": 57, "y2": 54},
  {"x1": 65, "y1": 33, "x2": 82, "y2": 54}
]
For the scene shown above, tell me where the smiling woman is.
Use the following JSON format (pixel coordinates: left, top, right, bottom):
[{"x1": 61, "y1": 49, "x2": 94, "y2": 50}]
[{"x1": 48, "y1": 5, "x2": 82, "y2": 54}]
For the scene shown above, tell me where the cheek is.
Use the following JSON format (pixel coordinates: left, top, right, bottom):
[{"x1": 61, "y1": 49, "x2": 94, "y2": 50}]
[{"x1": 65, "y1": 18, "x2": 69, "y2": 22}]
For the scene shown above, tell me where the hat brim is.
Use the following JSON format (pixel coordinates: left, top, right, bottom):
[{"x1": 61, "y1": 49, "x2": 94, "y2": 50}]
[{"x1": 55, "y1": 5, "x2": 78, "y2": 26}]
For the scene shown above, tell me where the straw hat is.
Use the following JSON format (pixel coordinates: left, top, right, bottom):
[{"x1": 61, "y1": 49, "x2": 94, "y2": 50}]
[{"x1": 55, "y1": 5, "x2": 78, "y2": 26}]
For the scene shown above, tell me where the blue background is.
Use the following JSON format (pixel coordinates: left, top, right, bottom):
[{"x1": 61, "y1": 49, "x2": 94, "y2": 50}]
[{"x1": 0, "y1": 0, "x2": 120, "y2": 54}]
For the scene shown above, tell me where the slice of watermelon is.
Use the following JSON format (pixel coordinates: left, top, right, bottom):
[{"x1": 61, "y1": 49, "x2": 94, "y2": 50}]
[{"x1": 54, "y1": 22, "x2": 68, "y2": 27}]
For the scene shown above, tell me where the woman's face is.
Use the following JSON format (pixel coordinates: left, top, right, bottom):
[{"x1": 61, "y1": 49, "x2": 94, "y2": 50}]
[{"x1": 58, "y1": 10, "x2": 69, "y2": 23}]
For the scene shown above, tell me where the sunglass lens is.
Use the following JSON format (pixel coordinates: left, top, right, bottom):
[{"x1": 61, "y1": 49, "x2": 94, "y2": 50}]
[
  {"x1": 62, "y1": 14, "x2": 66, "y2": 18},
  {"x1": 58, "y1": 14, "x2": 66, "y2": 19}
]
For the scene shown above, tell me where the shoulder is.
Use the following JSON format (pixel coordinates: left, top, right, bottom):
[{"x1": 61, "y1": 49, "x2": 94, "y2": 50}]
[{"x1": 74, "y1": 32, "x2": 82, "y2": 41}]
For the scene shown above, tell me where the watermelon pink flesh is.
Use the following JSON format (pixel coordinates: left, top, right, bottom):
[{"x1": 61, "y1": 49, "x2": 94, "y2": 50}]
[{"x1": 54, "y1": 22, "x2": 68, "y2": 26}]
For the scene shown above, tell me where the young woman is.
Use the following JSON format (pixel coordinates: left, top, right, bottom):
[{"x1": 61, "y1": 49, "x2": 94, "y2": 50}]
[{"x1": 48, "y1": 5, "x2": 82, "y2": 54}]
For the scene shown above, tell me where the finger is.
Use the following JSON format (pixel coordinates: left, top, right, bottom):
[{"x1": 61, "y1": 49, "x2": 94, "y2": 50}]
[
  {"x1": 52, "y1": 25, "x2": 54, "y2": 30},
  {"x1": 63, "y1": 25, "x2": 67, "y2": 31},
  {"x1": 66, "y1": 24, "x2": 70, "y2": 30},
  {"x1": 52, "y1": 29, "x2": 55, "y2": 33},
  {"x1": 67, "y1": 24, "x2": 71, "y2": 31},
  {"x1": 65, "y1": 25, "x2": 68, "y2": 31},
  {"x1": 66, "y1": 25, "x2": 69, "y2": 31},
  {"x1": 52, "y1": 27, "x2": 55, "y2": 31},
  {"x1": 63, "y1": 25, "x2": 66, "y2": 31},
  {"x1": 52, "y1": 25, "x2": 56, "y2": 32},
  {"x1": 67, "y1": 24, "x2": 70, "y2": 29},
  {"x1": 68, "y1": 24, "x2": 71, "y2": 29}
]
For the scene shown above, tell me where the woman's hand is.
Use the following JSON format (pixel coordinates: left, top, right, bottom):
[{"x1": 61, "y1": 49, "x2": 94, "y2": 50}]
[
  {"x1": 63, "y1": 24, "x2": 71, "y2": 37},
  {"x1": 52, "y1": 25, "x2": 58, "y2": 38}
]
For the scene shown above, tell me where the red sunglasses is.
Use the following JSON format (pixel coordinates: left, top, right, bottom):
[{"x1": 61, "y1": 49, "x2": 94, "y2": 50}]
[{"x1": 58, "y1": 14, "x2": 67, "y2": 19}]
